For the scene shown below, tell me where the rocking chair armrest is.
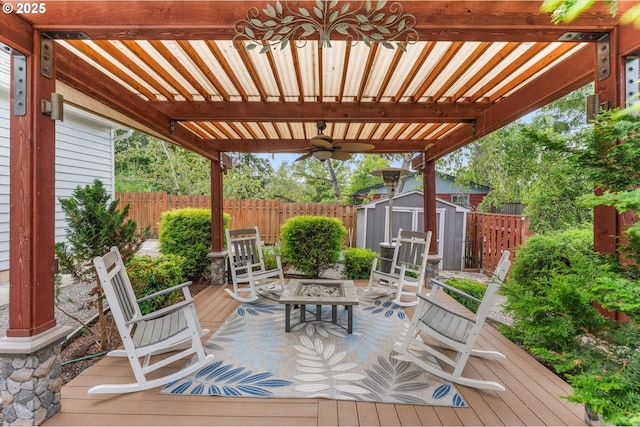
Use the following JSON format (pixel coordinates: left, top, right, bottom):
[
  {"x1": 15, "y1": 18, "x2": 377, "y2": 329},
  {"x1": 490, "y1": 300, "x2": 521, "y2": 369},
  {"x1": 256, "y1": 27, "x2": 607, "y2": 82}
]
[
  {"x1": 415, "y1": 292, "x2": 477, "y2": 324},
  {"x1": 428, "y1": 278, "x2": 482, "y2": 304},
  {"x1": 136, "y1": 281, "x2": 194, "y2": 304},
  {"x1": 125, "y1": 299, "x2": 194, "y2": 326}
]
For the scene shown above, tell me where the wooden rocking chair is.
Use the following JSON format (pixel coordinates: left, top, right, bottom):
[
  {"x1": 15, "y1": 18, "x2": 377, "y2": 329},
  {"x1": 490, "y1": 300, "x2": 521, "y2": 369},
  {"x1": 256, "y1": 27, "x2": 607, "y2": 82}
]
[
  {"x1": 225, "y1": 227, "x2": 285, "y2": 302},
  {"x1": 365, "y1": 229, "x2": 432, "y2": 307},
  {"x1": 89, "y1": 246, "x2": 214, "y2": 394},
  {"x1": 393, "y1": 250, "x2": 511, "y2": 391}
]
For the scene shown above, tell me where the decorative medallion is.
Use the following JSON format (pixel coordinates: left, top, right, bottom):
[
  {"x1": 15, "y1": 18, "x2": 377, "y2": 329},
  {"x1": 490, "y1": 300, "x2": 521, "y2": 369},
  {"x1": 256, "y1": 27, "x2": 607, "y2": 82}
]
[{"x1": 233, "y1": 0, "x2": 419, "y2": 52}]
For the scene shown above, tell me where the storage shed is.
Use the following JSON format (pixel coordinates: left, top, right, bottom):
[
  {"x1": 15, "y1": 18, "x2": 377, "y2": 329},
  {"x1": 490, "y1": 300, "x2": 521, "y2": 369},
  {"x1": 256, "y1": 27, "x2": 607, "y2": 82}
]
[{"x1": 356, "y1": 190, "x2": 469, "y2": 271}]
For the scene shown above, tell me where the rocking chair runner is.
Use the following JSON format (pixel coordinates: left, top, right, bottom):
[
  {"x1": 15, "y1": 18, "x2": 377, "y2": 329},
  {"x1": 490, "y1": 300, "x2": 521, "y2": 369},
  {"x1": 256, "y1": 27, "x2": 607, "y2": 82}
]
[
  {"x1": 90, "y1": 246, "x2": 214, "y2": 394},
  {"x1": 366, "y1": 229, "x2": 432, "y2": 307},
  {"x1": 394, "y1": 250, "x2": 511, "y2": 391},
  {"x1": 225, "y1": 227, "x2": 285, "y2": 302}
]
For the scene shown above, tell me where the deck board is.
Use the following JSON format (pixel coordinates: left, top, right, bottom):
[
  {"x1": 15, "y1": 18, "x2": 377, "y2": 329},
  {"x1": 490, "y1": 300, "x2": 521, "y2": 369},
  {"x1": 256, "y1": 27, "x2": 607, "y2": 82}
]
[{"x1": 44, "y1": 281, "x2": 587, "y2": 426}]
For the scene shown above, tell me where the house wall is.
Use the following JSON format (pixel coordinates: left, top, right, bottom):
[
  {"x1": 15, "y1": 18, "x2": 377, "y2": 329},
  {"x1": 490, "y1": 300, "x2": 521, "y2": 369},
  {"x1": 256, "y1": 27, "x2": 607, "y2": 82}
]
[
  {"x1": 0, "y1": 54, "x2": 9, "y2": 275},
  {"x1": 1, "y1": 50, "x2": 116, "y2": 278},
  {"x1": 54, "y1": 108, "x2": 115, "y2": 242},
  {"x1": 438, "y1": 193, "x2": 485, "y2": 210},
  {"x1": 358, "y1": 175, "x2": 489, "y2": 210}
]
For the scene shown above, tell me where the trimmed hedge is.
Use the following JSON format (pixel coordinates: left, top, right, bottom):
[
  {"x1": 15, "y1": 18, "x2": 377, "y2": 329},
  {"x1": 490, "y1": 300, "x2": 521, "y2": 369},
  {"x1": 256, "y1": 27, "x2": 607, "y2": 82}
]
[
  {"x1": 342, "y1": 248, "x2": 378, "y2": 280},
  {"x1": 126, "y1": 254, "x2": 187, "y2": 314},
  {"x1": 159, "y1": 208, "x2": 230, "y2": 281},
  {"x1": 442, "y1": 277, "x2": 486, "y2": 313},
  {"x1": 280, "y1": 216, "x2": 346, "y2": 278}
]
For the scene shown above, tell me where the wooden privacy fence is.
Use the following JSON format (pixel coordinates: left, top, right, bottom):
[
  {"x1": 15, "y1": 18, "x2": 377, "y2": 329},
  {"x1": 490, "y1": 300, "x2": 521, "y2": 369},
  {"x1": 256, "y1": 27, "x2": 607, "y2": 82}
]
[
  {"x1": 465, "y1": 212, "x2": 530, "y2": 275},
  {"x1": 115, "y1": 192, "x2": 357, "y2": 245}
]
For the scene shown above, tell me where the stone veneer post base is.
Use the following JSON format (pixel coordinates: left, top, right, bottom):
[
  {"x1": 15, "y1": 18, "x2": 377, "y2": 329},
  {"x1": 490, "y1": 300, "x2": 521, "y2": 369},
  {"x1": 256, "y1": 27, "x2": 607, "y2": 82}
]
[
  {"x1": 0, "y1": 325, "x2": 71, "y2": 425},
  {"x1": 207, "y1": 250, "x2": 228, "y2": 285},
  {"x1": 426, "y1": 258, "x2": 441, "y2": 280}
]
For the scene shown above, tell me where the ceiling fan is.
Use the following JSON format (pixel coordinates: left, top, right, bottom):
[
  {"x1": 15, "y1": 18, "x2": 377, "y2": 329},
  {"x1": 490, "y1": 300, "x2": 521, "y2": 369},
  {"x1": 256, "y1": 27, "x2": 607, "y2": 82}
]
[{"x1": 295, "y1": 121, "x2": 375, "y2": 162}]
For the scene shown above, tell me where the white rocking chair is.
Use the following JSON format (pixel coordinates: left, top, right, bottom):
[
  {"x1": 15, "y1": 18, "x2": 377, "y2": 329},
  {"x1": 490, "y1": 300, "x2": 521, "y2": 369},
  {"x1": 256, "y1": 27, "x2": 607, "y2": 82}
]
[
  {"x1": 90, "y1": 246, "x2": 214, "y2": 394},
  {"x1": 393, "y1": 250, "x2": 511, "y2": 391},
  {"x1": 225, "y1": 227, "x2": 285, "y2": 302},
  {"x1": 366, "y1": 229, "x2": 432, "y2": 307}
]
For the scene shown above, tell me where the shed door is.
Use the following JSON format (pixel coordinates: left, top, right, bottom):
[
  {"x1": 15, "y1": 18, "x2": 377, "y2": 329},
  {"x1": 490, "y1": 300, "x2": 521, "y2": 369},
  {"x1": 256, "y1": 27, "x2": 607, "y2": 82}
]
[{"x1": 392, "y1": 207, "x2": 444, "y2": 269}]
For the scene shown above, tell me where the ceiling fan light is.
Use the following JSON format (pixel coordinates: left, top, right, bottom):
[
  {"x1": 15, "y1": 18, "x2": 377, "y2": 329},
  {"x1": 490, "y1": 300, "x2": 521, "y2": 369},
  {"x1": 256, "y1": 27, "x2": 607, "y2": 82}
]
[{"x1": 312, "y1": 150, "x2": 333, "y2": 161}]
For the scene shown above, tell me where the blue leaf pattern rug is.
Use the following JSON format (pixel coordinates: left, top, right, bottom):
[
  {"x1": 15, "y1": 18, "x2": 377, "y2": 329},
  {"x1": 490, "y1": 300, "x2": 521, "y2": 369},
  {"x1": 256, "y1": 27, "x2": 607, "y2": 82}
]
[{"x1": 161, "y1": 289, "x2": 466, "y2": 407}]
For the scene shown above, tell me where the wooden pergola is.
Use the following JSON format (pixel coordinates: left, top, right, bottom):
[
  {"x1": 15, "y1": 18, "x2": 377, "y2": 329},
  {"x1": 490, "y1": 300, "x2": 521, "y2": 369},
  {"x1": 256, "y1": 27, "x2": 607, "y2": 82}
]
[{"x1": 0, "y1": 1, "x2": 639, "y2": 422}]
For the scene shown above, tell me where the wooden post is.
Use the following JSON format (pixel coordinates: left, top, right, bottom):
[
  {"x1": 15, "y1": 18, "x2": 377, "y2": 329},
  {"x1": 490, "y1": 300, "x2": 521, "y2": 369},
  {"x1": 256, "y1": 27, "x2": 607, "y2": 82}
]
[
  {"x1": 1, "y1": 30, "x2": 70, "y2": 426},
  {"x1": 593, "y1": 28, "x2": 621, "y2": 255},
  {"x1": 423, "y1": 159, "x2": 438, "y2": 255},
  {"x1": 208, "y1": 152, "x2": 227, "y2": 285},
  {"x1": 211, "y1": 153, "x2": 224, "y2": 252},
  {"x1": 7, "y1": 32, "x2": 57, "y2": 337}
]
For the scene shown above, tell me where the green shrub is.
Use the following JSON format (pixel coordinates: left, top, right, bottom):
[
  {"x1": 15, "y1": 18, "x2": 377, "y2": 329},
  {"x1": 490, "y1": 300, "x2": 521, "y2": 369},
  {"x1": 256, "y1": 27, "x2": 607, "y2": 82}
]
[
  {"x1": 499, "y1": 226, "x2": 611, "y2": 362},
  {"x1": 126, "y1": 254, "x2": 187, "y2": 314},
  {"x1": 262, "y1": 244, "x2": 282, "y2": 271},
  {"x1": 159, "y1": 209, "x2": 230, "y2": 281},
  {"x1": 280, "y1": 216, "x2": 346, "y2": 278},
  {"x1": 342, "y1": 248, "x2": 378, "y2": 279},
  {"x1": 442, "y1": 277, "x2": 486, "y2": 313}
]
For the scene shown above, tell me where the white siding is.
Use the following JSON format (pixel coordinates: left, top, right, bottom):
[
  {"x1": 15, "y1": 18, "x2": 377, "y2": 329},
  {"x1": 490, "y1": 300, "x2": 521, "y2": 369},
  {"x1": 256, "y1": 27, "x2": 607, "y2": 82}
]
[
  {"x1": 0, "y1": 50, "x2": 116, "y2": 270},
  {"x1": 0, "y1": 52, "x2": 10, "y2": 271},
  {"x1": 55, "y1": 107, "x2": 115, "y2": 243}
]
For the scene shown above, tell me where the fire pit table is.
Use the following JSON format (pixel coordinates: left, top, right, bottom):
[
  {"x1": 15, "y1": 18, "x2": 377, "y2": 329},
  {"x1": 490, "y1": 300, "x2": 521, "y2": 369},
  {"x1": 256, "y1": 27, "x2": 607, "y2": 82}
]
[{"x1": 278, "y1": 279, "x2": 359, "y2": 333}]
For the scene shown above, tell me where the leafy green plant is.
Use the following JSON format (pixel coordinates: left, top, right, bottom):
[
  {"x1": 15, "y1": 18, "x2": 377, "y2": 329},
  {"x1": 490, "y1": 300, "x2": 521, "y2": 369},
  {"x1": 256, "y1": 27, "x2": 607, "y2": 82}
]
[
  {"x1": 342, "y1": 248, "x2": 378, "y2": 280},
  {"x1": 126, "y1": 254, "x2": 187, "y2": 314},
  {"x1": 55, "y1": 179, "x2": 149, "y2": 349},
  {"x1": 500, "y1": 227, "x2": 610, "y2": 361},
  {"x1": 159, "y1": 209, "x2": 230, "y2": 281},
  {"x1": 280, "y1": 216, "x2": 346, "y2": 278},
  {"x1": 499, "y1": 225, "x2": 640, "y2": 424},
  {"x1": 442, "y1": 277, "x2": 486, "y2": 313},
  {"x1": 261, "y1": 244, "x2": 282, "y2": 271}
]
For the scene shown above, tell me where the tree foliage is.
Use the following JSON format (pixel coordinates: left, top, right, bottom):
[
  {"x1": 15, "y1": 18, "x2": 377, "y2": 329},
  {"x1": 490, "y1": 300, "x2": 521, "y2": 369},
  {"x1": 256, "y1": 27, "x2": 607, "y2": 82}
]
[
  {"x1": 55, "y1": 179, "x2": 149, "y2": 349},
  {"x1": 115, "y1": 130, "x2": 211, "y2": 194},
  {"x1": 437, "y1": 84, "x2": 594, "y2": 233},
  {"x1": 223, "y1": 153, "x2": 274, "y2": 199}
]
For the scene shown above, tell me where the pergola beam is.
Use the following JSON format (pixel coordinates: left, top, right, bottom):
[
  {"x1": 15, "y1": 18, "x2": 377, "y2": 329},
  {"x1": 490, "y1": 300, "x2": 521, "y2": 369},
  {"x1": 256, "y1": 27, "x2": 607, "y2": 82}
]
[
  {"x1": 152, "y1": 101, "x2": 482, "y2": 122},
  {"x1": 19, "y1": 1, "x2": 622, "y2": 41},
  {"x1": 207, "y1": 138, "x2": 437, "y2": 153},
  {"x1": 0, "y1": 10, "x2": 33, "y2": 54}
]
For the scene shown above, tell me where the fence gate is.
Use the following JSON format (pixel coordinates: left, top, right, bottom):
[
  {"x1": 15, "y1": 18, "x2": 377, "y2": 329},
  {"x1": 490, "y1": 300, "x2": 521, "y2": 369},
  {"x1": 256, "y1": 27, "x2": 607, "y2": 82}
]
[{"x1": 465, "y1": 213, "x2": 530, "y2": 274}]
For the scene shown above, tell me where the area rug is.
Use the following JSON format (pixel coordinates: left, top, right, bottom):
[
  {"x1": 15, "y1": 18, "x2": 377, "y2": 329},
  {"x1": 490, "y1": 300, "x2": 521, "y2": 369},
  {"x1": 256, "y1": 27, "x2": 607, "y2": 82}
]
[{"x1": 161, "y1": 289, "x2": 466, "y2": 407}]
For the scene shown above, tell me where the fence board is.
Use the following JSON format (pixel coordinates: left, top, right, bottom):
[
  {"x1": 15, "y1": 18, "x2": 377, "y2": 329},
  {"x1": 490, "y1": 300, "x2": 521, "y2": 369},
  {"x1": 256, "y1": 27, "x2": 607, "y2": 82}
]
[
  {"x1": 115, "y1": 192, "x2": 356, "y2": 245},
  {"x1": 465, "y1": 212, "x2": 530, "y2": 275}
]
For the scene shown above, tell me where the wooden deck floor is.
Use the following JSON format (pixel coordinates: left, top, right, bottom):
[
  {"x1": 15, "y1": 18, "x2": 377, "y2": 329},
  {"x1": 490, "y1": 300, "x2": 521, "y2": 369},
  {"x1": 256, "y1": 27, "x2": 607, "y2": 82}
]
[{"x1": 44, "y1": 281, "x2": 587, "y2": 426}]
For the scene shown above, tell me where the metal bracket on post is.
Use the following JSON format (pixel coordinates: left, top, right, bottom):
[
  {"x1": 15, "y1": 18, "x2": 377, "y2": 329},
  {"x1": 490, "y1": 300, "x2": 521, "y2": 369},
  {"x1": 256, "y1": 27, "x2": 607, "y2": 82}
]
[
  {"x1": 558, "y1": 32, "x2": 610, "y2": 80},
  {"x1": 625, "y1": 56, "x2": 639, "y2": 113},
  {"x1": 13, "y1": 55, "x2": 27, "y2": 116},
  {"x1": 41, "y1": 37, "x2": 53, "y2": 78},
  {"x1": 596, "y1": 34, "x2": 610, "y2": 81},
  {"x1": 1, "y1": 42, "x2": 27, "y2": 116}
]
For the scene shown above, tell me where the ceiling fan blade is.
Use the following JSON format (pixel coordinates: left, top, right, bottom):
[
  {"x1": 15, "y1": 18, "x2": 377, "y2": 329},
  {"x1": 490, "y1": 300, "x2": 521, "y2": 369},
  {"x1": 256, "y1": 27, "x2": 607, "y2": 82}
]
[
  {"x1": 294, "y1": 152, "x2": 313, "y2": 162},
  {"x1": 335, "y1": 142, "x2": 375, "y2": 152},
  {"x1": 310, "y1": 134, "x2": 333, "y2": 148},
  {"x1": 331, "y1": 150, "x2": 352, "y2": 161}
]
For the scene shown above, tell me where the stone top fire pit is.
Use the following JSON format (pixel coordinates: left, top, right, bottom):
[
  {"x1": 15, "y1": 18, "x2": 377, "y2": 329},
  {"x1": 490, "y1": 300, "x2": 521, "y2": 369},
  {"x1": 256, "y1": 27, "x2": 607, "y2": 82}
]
[
  {"x1": 279, "y1": 279, "x2": 359, "y2": 306},
  {"x1": 295, "y1": 282, "x2": 343, "y2": 298}
]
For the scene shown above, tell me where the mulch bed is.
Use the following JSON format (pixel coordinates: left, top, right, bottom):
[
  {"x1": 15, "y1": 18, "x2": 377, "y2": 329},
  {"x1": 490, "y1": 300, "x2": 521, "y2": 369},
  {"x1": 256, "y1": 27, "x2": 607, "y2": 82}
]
[{"x1": 60, "y1": 280, "x2": 210, "y2": 384}]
